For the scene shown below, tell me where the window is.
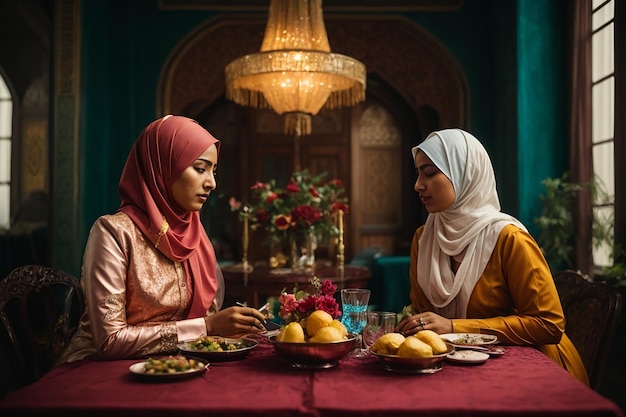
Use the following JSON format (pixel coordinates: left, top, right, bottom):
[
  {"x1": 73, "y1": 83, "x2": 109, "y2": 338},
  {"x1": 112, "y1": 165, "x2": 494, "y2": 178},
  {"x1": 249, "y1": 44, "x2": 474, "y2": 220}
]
[
  {"x1": 591, "y1": 0, "x2": 615, "y2": 267},
  {"x1": 0, "y1": 74, "x2": 12, "y2": 229}
]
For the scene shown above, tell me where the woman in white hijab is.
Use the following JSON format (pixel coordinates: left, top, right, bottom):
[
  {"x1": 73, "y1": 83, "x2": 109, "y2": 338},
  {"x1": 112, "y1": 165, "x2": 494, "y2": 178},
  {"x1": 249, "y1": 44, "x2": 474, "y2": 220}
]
[{"x1": 396, "y1": 128, "x2": 588, "y2": 385}]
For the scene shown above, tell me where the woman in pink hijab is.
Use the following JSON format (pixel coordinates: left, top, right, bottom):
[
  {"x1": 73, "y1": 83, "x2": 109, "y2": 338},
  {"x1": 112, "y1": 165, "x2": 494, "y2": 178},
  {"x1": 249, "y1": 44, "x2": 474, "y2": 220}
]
[{"x1": 58, "y1": 115, "x2": 266, "y2": 362}]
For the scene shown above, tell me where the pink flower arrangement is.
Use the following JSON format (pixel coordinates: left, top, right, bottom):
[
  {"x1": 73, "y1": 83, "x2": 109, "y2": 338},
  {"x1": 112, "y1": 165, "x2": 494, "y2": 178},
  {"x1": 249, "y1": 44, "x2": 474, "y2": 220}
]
[{"x1": 278, "y1": 276, "x2": 341, "y2": 324}]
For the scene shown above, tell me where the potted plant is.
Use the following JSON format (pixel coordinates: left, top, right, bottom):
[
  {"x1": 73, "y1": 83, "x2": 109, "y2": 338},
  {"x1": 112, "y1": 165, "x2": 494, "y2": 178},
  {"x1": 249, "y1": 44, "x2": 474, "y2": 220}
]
[
  {"x1": 534, "y1": 172, "x2": 626, "y2": 287},
  {"x1": 534, "y1": 173, "x2": 581, "y2": 271}
]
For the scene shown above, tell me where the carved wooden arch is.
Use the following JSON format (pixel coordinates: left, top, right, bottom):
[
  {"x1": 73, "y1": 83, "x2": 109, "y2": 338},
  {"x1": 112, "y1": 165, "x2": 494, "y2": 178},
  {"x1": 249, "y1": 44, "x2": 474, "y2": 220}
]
[{"x1": 159, "y1": 14, "x2": 468, "y2": 128}]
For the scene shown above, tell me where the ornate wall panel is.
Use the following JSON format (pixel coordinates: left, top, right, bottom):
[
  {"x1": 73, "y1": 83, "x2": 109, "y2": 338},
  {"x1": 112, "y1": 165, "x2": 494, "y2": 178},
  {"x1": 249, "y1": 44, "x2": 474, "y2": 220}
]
[
  {"x1": 21, "y1": 120, "x2": 46, "y2": 195},
  {"x1": 353, "y1": 101, "x2": 403, "y2": 255},
  {"x1": 53, "y1": 0, "x2": 81, "y2": 272}
]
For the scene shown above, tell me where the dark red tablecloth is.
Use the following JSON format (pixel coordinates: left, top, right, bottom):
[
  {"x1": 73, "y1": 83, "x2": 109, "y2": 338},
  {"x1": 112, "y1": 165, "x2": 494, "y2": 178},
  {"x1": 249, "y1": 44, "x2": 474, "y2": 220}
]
[{"x1": 0, "y1": 336, "x2": 623, "y2": 417}]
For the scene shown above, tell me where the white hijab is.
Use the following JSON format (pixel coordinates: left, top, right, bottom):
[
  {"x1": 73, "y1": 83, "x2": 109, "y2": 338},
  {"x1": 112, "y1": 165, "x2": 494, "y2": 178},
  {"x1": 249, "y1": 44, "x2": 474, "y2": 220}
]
[{"x1": 411, "y1": 129, "x2": 527, "y2": 318}]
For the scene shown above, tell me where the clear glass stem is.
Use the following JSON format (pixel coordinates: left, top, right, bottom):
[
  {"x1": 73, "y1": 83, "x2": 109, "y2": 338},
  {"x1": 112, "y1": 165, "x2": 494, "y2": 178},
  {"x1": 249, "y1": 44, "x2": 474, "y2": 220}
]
[{"x1": 350, "y1": 334, "x2": 368, "y2": 358}]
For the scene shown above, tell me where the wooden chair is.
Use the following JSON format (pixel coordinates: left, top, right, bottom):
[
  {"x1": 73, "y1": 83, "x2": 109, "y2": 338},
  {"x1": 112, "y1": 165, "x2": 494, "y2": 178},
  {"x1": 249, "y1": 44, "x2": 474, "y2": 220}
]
[
  {"x1": 553, "y1": 269, "x2": 622, "y2": 390},
  {"x1": 0, "y1": 265, "x2": 85, "y2": 390}
]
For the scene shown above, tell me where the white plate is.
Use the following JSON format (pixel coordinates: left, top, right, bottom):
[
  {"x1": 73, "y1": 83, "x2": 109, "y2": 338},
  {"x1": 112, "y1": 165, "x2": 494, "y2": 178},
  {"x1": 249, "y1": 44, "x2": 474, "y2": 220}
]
[
  {"x1": 129, "y1": 357, "x2": 208, "y2": 381},
  {"x1": 439, "y1": 333, "x2": 498, "y2": 346},
  {"x1": 484, "y1": 346, "x2": 506, "y2": 356},
  {"x1": 446, "y1": 350, "x2": 489, "y2": 365},
  {"x1": 177, "y1": 337, "x2": 258, "y2": 361},
  {"x1": 264, "y1": 328, "x2": 281, "y2": 338}
]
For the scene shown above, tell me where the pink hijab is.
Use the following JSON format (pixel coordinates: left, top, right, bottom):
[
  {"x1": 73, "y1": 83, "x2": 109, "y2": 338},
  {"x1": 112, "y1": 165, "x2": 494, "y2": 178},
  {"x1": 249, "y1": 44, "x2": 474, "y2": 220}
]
[{"x1": 118, "y1": 115, "x2": 220, "y2": 319}]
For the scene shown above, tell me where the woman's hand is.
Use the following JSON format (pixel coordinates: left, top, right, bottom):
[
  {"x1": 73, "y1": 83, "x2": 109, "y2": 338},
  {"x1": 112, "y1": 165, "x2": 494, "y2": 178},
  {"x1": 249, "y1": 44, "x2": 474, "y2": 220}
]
[
  {"x1": 395, "y1": 311, "x2": 453, "y2": 336},
  {"x1": 204, "y1": 306, "x2": 267, "y2": 337}
]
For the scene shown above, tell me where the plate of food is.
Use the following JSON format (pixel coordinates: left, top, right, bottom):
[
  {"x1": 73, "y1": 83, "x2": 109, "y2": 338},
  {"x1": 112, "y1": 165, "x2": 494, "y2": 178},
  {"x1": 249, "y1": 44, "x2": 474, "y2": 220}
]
[
  {"x1": 177, "y1": 336, "x2": 258, "y2": 360},
  {"x1": 129, "y1": 355, "x2": 208, "y2": 381},
  {"x1": 439, "y1": 333, "x2": 498, "y2": 347},
  {"x1": 445, "y1": 350, "x2": 489, "y2": 365}
]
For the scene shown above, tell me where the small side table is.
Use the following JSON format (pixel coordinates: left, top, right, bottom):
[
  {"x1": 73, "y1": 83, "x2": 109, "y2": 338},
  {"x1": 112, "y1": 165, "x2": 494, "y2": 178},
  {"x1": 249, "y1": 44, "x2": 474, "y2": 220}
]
[{"x1": 222, "y1": 263, "x2": 372, "y2": 307}]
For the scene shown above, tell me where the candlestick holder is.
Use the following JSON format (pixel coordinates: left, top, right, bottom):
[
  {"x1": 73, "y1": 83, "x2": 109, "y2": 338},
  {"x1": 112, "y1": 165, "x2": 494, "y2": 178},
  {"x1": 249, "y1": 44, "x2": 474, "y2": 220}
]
[
  {"x1": 336, "y1": 209, "x2": 345, "y2": 284},
  {"x1": 231, "y1": 207, "x2": 253, "y2": 272}
]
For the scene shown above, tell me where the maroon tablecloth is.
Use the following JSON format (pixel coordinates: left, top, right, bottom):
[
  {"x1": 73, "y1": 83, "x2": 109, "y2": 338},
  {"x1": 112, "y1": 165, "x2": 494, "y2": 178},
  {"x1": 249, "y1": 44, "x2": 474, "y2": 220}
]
[{"x1": 0, "y1": 336, "x2": 623, "y2": 417}]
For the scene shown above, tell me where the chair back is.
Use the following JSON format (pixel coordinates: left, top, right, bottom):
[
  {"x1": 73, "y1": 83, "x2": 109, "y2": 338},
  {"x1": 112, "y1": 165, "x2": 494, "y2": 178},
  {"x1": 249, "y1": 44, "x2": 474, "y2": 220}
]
[
  {"x1": 0, "y1": 265, "x2": 85, "y2": 390},
  {"x1": 553, "y1": 269, "x2": 622, "y2": 390}
]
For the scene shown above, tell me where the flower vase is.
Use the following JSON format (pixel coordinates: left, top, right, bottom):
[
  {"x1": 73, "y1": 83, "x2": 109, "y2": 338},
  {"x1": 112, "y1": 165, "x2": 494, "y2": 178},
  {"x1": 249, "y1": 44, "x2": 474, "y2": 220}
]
[
  {"x1": 290, "y1": 230, "x2": 317, "y2": 271},
  {"x1": 269, "y1": 240, "x2": 289, "y2": 268}
]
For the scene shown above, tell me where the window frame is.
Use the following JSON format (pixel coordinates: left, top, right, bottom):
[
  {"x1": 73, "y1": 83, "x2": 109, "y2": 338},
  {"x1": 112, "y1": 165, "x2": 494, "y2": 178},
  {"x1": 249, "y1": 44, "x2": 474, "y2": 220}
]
[
  {"x1": 590, "y1": 0, "x2": 615, "y2": 267},
  {"x1": 613, "y1": 0, "x2": 626, "y2": 262},
  {"x1": 0, "y1": 70, "x2": 14, "y2": 230},
  {"x1": 585, "y1": 0, "x2": 625, "y2": 274}
]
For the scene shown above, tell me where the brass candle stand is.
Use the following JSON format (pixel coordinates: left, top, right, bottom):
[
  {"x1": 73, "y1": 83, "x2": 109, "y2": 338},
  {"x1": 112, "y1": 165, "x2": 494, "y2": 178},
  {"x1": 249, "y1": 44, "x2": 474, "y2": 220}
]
[
  {"x1": 231, "y1": 206, "x2": 253, "y2": 273},
  {"x1": 336, "y1": 209, "x2": 345, "y2": 283}
]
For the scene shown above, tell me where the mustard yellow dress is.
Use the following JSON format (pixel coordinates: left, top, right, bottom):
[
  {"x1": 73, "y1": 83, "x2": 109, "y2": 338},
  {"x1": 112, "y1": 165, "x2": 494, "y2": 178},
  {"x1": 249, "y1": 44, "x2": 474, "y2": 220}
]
[{"x1": 409, "y1": 224, "x2": 589, "y2": 385}]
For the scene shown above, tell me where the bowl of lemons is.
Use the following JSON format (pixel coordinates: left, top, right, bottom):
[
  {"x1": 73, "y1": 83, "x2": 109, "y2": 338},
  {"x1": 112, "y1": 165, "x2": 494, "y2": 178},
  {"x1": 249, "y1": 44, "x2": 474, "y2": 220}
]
[
  {"x1": 270, "y1": 310, "x2": 358, "y2": 369},
  {"x1": 369, "y1": 330, "x2": 455, "y2": 374}
]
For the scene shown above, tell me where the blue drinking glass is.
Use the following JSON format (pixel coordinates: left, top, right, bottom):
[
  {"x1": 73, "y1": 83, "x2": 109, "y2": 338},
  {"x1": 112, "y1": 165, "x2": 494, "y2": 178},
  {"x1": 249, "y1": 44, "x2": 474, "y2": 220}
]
[{"x1": 340, "y1": 288, "x2": 371, "y2": 357}]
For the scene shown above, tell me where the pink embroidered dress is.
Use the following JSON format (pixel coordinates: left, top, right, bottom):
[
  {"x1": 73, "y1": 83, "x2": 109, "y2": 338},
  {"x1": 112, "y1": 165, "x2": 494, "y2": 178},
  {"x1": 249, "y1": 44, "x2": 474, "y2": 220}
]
[{"x1": 57, "y1": 115, "x2": 223, "y2": 362}]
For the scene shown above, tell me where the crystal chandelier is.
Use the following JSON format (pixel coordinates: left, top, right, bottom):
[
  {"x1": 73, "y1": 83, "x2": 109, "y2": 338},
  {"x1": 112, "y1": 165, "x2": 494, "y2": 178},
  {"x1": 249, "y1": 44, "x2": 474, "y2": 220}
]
[{"x1": 225, "y1": 0, "x2": 366, "y2": 137}]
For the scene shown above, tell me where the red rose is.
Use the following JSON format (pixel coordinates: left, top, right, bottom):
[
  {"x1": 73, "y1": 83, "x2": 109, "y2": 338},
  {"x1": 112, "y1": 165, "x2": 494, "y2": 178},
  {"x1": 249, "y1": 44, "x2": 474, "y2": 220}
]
[
  {"x1": 314, "y1": 295, "x2": 341, "y2": 318},
  {"x1": 291, "y1": 205, "x2": 322, "y2": 225},
  {"x1": 274, "y1": 214, "x2": 292, "y2": 230},
  {"x1": 331, "y1": 202, "x2": 349, "y2": 214},
  {"x1": 255, "y1": 209, "x2": 269, "y2": 223},
  {"x1": 297, "y1": 296, "x2": 317, "y2": 313},
  {"x1": 265, "y1": 192, "x2": 278, "y2": 204},
  {"x1": 308, "y1": 186, "x2": 320, "y2": 198},
  {"x1": 328, "y1": 178, "x2": 344, "y2": 188},
  {"x1": 320, "y1": 280, "x2": 337, "y2": 296}
]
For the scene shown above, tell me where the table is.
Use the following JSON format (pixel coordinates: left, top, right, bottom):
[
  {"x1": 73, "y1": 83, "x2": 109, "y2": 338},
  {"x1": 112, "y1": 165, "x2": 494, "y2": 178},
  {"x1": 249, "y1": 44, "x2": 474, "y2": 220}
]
[
  {"x1": 222, "y1": 264, "x2": 371, "y2": 307},
  {"x1": 1, "y1": 337, "x2": 622, "y2": 417},
  {"x1": 368, "y1": 256, "x2": 411, "y2": 313}
]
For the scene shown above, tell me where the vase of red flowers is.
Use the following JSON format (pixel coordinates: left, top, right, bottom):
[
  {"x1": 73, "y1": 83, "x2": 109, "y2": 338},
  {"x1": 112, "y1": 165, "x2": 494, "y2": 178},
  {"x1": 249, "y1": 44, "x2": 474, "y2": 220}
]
[
  {"x1": 245, "y1": 170, "x2": 349, "y2": 270},
  {"x1": 289, "y1": 228, "x2": 317, "y2": 271}
]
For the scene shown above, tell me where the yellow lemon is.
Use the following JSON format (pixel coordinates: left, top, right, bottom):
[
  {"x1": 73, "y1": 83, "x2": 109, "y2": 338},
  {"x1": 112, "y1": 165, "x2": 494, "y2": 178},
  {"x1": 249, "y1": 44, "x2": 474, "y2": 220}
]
[
  {"x1": 415, "y1": 330, "x2": 448, "y2": 354},
  {"x1": 278, "y1": 322, "x2": 305, "y2": 343},
  {"x1": 370, "y1": 332, "x2": 405, "y2": 355},
  {"x1": 397, "y1": 336, "x2": 433, "y2": 358},
  {"x1": 305, "y1": 310, "x2": 333, "y2": 337},
  {"x1": 328, "y1": 319, "x2": 348, "y2": 337},
  {"x1": 308, "y1": 326, "x2": 344, "y2": 343}
]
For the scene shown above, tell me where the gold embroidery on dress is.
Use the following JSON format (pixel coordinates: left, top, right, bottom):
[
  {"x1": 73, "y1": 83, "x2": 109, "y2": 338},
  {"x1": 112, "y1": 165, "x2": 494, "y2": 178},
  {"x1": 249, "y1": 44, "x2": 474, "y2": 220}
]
[
  {"x1": 103, "y1": 294, "x2": 126, "y2": 322},
  {"x1": 159, "y1": 323, "x2": 178, "y2": 351},
  {"x1": 138, "y1": 323, "x2": 178, "y2": 356},
  {"x1": 154, "y1": 217, "x2": 169, "y2": 249}
]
